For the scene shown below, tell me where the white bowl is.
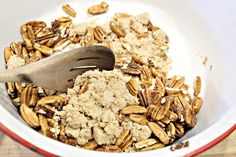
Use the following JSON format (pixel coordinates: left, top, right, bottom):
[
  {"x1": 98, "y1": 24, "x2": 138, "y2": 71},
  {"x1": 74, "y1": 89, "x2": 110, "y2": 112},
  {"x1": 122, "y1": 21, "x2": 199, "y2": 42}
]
[{"x1": 0, "y1": 0, "x2": 235, "y2": 156}]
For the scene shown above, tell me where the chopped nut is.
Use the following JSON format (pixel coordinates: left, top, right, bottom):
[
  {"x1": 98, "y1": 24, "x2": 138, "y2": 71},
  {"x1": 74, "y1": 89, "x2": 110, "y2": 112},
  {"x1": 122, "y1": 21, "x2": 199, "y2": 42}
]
[
  {"x1": 170, "y1": 141, "x2": 189, "y2": 151},
  {"x1": 119, "y1": 134, "x2": 132, "y2": 151},
  {"x1": 173, "y1": 77, "x2": 185, "y2": 89},
  {"x1": 7, "y1": 82, "x2": 15, "y2": 95},
  {"x1": 193, "y1": 76, "x2": 201, "y2": 96},
  {"x1": 174, "y1": 122, "x2": 185, "y2": 138},
  {"x1": 129, "y1": 114, "x2": 148, "y2": 125},
  {"x1": 140, "y1": 143, "x2": 164, "y2": 151},
  {"x1": 93, "y1": 26, "x2": 105, "y2": 42},
  {"x1": 65, "y1": 138, "x2": 78, "y2": 146},
  {"x1": 121, "y1": 106, "x2": 147, "y2": 114},
  {"x1": 20, "y1": 85, "x2": 33, "y2": 106},
  {"x1": 191, "y1": 97, "x2": 203, "y2": 114},
  {"x1": 138, "y1": 90, "x2": 148, "y2": 107},
  {"x1": 110, "y1": 21, "x2": 125, "y2": 37},
  {"x1": 37, "y1": 95, "x2": 66, "y2": 105},
  {"x1": 134, "y1": 138, "x2": 157, "y2": 149},
  {"x1": 83, "y1": 27, "x2": 95, "y2": 46},
  {"x1": 20, "y1": 104, "x2": 39, "y2": 128},
  {"x1": 78, "y1": 80, "x2": 88, "y2": 96},
  {"x1": 81, "y1": 140, "x2": 98, "y2": 150},
  {"x1": 184, "y1": 108, "x2": 197, "y2": 128},
  {"x1": 22, "y1": 47, "x2": 29, "y2": 62},
  {"x1": 10, "y1": 42, "x2": 22, "y2": 57},
  {"x1": 4, "y1": 47, "x2": 13, "y2": 62},
  {"x1": 114, "y1": 12, "x2": 131, "y2": 19},
  {"x1": 146, "y1": 98, "x2": 171, "y2": 121},
  {"x1": 178, "y1": 95, "x2": 191, "y2": 109},
  {"x1": 4, "y1": 10, "x2": 203, "y2": 153},
  {"x1": 140, "y1": 65, "x2": 152, "y2": 87},
  {"x1": 132, "y1": 54, "x2": 146, "y2": 65},
  {"x1": 56, "y1": 16, "x2": 72, "y2": 23},
  {"x1": 29, "y1": 88, "x2": 38, "y2": 106},
  {"x1": 115, "y1": 129, "x2": 130, "y2": 146},
  {"x1": 88, "y1": 2, "x2": 109, "y2": 15},
  {"x1": 148, "y1": 122, "x2": 170, "y2": 144},
  {"x1": 166, "y1": 75, "x2": 177, "y2": 88},
  {"x1": 127, "y1": 78, "x2": 139, "y2": 96},
  {"x1": 167, "y1": 122, "x2": 176, "y2": 138},
  {"x1": 62, "y1": 4, "x2": 77, "y2": 17},
  {"x1": 53, "y1": 39, "x2": 71, "y2": 51},
  {"x1": 96, "y1": 145, "x2": 121, "y2": 152},
  {"x1": 35, "y1": 104, "x2": 55, "y2": 118},
  {"x1": 101, "y1": 41, "x2": 110, "y2": 48},
  {"x1": 39, "y1": 114, "x2": 49, "y2": 136},
  {"x1": 165, "y1": 87, "x2": 182, "y2": 95},
  {"x1": 122, "y1": 61, "x2": 142, "y2": 75},
  {"x1": 33, "y1": 43, "x2": 53, "y2": 56},
  {"x1": 155, "y1": 77, "x2": 165, "y2": 96}
]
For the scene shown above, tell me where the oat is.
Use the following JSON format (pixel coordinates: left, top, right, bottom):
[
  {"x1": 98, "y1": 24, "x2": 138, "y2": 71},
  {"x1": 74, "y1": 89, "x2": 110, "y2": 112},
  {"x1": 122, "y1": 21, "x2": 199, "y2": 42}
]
[
  {"x1": 63, "y1": 4, "x2": 77, "y2": 17},
  {"x1": 88, "y1": 2, "x2": 109, "y2": 15}
]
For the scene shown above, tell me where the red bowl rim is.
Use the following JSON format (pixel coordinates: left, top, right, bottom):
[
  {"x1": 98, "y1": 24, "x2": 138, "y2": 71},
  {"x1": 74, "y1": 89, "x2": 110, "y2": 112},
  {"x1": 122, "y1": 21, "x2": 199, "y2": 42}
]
[{"x1": 0, "y1": 123, "x2": 235, "y2": 157}]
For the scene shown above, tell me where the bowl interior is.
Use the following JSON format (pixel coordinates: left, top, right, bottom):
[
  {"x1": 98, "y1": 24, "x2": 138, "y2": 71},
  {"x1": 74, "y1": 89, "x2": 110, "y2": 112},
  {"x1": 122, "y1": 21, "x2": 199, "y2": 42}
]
[{"x1": 0, "y1": 0, "x2": 235, "y2": 156}]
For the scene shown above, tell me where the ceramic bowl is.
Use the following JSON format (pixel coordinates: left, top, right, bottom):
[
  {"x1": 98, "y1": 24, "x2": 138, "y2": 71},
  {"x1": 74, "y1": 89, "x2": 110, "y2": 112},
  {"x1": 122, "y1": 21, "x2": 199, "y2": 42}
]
[{"x1": 0, "y1": 0, "x2": 235, "y2": 156}]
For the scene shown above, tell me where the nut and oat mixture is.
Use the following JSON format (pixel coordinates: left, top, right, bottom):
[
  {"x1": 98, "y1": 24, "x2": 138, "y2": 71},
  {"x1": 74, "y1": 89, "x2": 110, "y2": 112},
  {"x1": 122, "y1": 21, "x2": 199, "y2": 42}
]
[{"x1": 3, "y1": 2, "x2": 203, "y2": 152}]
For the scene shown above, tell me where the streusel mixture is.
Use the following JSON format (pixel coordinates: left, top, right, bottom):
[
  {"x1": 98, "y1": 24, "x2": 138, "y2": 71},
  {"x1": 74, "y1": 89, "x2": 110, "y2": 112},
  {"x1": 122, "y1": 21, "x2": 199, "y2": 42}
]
[{"x1": 4, "y1": 2, "x2": 202, "y2": 152}]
